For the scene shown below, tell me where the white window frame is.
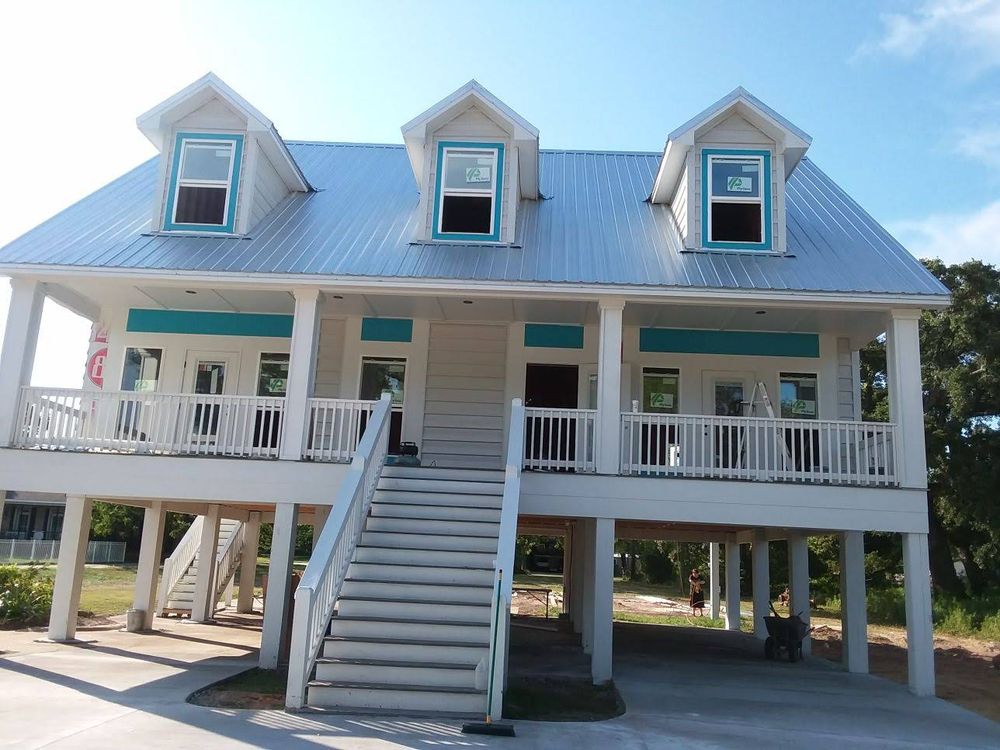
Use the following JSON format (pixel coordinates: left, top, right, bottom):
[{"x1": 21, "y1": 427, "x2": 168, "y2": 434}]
[
  {"x1": 171, "y1": 137, "x2": 238, "y2": 228},
  {"x1": 435, "y1": 145, "x2": 501, "y2": 238},
  {"x1": 706, "y1": 153, "x2": 766, "y2": 245}
]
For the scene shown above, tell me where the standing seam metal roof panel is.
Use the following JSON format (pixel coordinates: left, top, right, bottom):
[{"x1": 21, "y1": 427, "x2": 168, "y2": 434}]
[{"x1": 0, "y1": 142, "x2": 949, "y2": 297}]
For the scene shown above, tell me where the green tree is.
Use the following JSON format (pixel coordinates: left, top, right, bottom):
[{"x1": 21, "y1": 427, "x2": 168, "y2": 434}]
[{"x1": 861, "y1": 259, "x2": 1000, "y2": 595}]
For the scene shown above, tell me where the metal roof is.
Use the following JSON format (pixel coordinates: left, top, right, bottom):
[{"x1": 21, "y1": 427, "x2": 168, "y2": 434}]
[{"x1": 0, "y1": 142, "x2": 949, "y2": 297}]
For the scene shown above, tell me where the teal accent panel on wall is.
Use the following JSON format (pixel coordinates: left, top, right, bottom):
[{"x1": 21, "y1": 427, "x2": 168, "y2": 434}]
[
  {"x1": 361, "y1": 317, "x2": 413, "y2": 342},
  {"x1": 126, "y1": 309, "x2": 293, "y2": 337},
  {"x1": 639, "y1": 328, "x2": 819, "y2": 358},
  {"x1": 524, "y1": 323, "x2": 585, "y2": 349}
]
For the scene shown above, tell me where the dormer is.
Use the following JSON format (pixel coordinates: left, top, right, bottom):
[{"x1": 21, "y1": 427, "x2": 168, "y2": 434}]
[
  {"x1": 650, "y1": 87, "x2": 811, "y2": 254},
  {"x1": 401, "y1": 81, "x2": 539, "y2": 244},
  {"x1": 137, "y1": 73, "x2": 310, "y2": 236}
]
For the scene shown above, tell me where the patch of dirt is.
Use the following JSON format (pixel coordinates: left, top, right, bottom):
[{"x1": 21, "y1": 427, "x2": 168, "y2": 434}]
[
  {"x1": 811, "y1": 625, "x2": 1000, "y2": 723},
  {"x1": 191, "y1": 689, "x2": 284, "y2": 710},
  {"x1": 512, "y1": 590, "x2": 695, "y2": 618}
]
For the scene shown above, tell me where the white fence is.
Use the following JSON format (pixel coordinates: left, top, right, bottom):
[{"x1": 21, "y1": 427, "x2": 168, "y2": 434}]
[
  {"x1": 304, "y1": 398, "x2": 377, "y2": 462},
  {"x1": 15, "y1": 387, "x2": 285, "y2": 458},
  {"x1": 286, "y1": 394, "x2": 393, "y2": 709},
  {"x1": 0, "y1": 539, "x2": 125, "y2": 563},
  {"x1": 522, "y1": 407, "x2": 597, "y2": 473},
  {"x1": 620, "y1": 412, "x2": 898, "y2": 486}
]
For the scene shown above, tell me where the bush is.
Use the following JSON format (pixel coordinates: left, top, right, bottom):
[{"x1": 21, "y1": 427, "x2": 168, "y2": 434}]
[{"x1": 0, "y1": 564, "x2": 54, "y2": 627}]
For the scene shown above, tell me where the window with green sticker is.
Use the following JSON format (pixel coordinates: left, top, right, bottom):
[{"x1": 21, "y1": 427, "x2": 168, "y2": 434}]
[{"x1": 642, "y1": 367, "x2": 680, "y2": 413}]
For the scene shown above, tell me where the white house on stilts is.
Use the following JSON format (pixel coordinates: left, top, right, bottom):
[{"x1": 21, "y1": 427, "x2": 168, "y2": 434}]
[{"x1": 0, "y1": 74, "x2": 947, "y2": 716}]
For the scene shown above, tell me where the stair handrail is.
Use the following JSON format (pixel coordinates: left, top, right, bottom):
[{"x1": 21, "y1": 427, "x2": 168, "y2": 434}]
[
  {"x1": 285, "y1": 393, "x2": 393, "y2": 710},
  {"x1": 156, "y1": 515, "x2": 203, "y2": 615},
  {"x1": 484, "y1": 397, "x2": 525, "y2": 721},
  {"x1": 212, "y1": 520, "x2": 246, "y2": 606}
]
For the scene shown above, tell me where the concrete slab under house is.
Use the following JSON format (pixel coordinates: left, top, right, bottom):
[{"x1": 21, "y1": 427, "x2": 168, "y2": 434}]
[{"x1": 0, "y1": 74, "x2": 950, "y2": 722}]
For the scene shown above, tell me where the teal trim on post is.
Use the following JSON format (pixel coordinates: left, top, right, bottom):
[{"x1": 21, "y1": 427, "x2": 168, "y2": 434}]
[
  {"x1": 361, "y1": 317, "x2": 413, "y2": 343},
  {"x1": 701, "y1": 148, "x2": 772, "y2": 251},
  {"x1": 126, "y1": 309, "x2": 293, "y2": 337},
  {"x1": 163, "y1": 132, "x2": 245, "y2": 234},
  {"x1": 524, "y1": 323, "x2": 585, "y2": 349},
  {"x1": 431, "y1": 141, "x2": 505, "y2": 243},
  {"x1": 639, "y1": 328, "x2": 819, "y2": 358}
]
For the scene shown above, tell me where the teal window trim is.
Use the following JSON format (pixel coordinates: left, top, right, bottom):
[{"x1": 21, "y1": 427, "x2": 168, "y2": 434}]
[
  {"x1": 701, "y1": 148, "x2": 772, "y2": 251},
  {"x1": 126, "y1": 309, "x2": 292, "y2": 337},
  {"x1": 431, "y1": 140, "x2": 504, "y2": 243},
  {"x1": 361, "y1": 318, "x2": 413, "y2": 343},
  {"x1": 163, "y1": 131, "x2": 244, "y2": 234},
  {"x1": 639, "y1": 328, "x2": 818, "y2": 358},
  {"x1": 524, "y1": 323, "x2": 585, "y2": 349}
]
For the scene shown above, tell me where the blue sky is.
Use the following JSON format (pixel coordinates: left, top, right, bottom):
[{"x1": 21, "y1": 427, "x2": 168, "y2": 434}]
[{"x1": 1, "y1": 0, "x2": 998, "y2": 385}]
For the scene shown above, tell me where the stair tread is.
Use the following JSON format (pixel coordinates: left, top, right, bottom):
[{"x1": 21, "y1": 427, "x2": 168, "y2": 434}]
[
  {"x1": 324, "y1": 635, "x2": 489, "y2": 648},
  {"x1": 339, "y1": 595, "x2": 490, "y2": 607},
  {"x1": 363, "y1": 529, "x2": 499, "y2": 539},
  {"x1": 332, "y1": 615, "x2": 490, "y2": 628},
  {"x1": 345, "y1": 577, "x2": 493, "y2": 589},
  {"x1": 370, "y1": 513, "x2": 500, "y2": 524},
  {"x1": 316, "y1": 657, "x2": 476, "y2": 670},
  {"x1": 350, "y1": 560, "x2": 494, "y2": 571},
  {"x1": 308, "y1": 679, "x2": 484, "y2": 695},
  {"x1": 357, "y1": 544, "x2": 495, "y2": 554}
]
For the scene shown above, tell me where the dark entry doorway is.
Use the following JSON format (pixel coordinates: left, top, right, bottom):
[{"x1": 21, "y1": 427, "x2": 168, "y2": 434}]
[{"x1": 525, "y1": 364, "x2": 579, "y2": 469}]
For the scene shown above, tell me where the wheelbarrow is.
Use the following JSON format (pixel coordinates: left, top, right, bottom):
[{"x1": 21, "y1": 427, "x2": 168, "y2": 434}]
[{"x1": 763, "y1": 603, "x2": 812, "y2": 662}]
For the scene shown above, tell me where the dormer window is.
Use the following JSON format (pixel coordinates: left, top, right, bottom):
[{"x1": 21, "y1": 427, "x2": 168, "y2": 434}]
[
  {"x1": 432, "y1": 141, "x2": 504, "y2": 242},
  {"x1": 702, "y1": 149, "x2": 772, "y2": 250},
  {"x1": 163, "y1": 132, "x2": 244, "y2": 233}
]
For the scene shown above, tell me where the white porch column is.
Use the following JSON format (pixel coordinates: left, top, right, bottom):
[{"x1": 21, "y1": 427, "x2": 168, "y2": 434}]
[
  {"x1": 709, "y1": 542, "x2": 721, "y2": 620},
  {"x1": 751, "y1": 531, "x2": 770, "y2": 640},
  {"x1": 581, "y1": 519, "x2": 595, "y2": 651},
  {"x1": 725, "y1": 541, "x2": 741, "y2": 631},
  {"x1": 840, "y1": 531, "x2": 869, "y2": 673},
  {"x1": 237, "y1": 511, "x2": 262, "y2": 614},
  {"x1": 886, "y1": 310, "x2": 927, "y2": 489},
  {"x1": 591, "y1": 517, "x2": 615, "y2": 684},
  {"x1": 279, "y1": 288, "x2": 321, "y2": 461},
  {"x1": 562, "y1": 525, "x2": 573, "y2": 616},
  {"x1": 596, "y1": 298, "x2": 625, "y2": 475},
  {"x1": 260, "y1": 502, "x2": 299, "y2": 669},
  {"x1": 0, "y1": 278, "x2": 45, "y2": 445},
  {"x1": 311, "y1": 505, "x2": 331, "y2": 552},
  {"x1": 570, "y1": 520, "x2": 585, "y2": 634},
  {"x1": 133, "y1": 501, "x2": 165, "y2": 630},
  {"x1": 788, "y1": 533, "x2": 812, "y2": 656},
  {"x1": 903, "y1": 532, "x2": 935, "y2": 696},
  {"x1": 190, "y1": 505, "x2": 221, "y2": 623},
  {"x1": 47, "y1": 495, "x2": 93, "y2": 641}
]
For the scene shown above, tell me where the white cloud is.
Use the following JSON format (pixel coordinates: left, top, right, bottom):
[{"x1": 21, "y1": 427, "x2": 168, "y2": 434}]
[
  {"x1": 861, "y1": 0, "x2": 1000, "y2": 71},
  {"x1": 955, "y1": 126, "x2": 1000, "y2": 167},
  {"x1": 889, "y1": 200, "x2": 1000, "y2": 265}
]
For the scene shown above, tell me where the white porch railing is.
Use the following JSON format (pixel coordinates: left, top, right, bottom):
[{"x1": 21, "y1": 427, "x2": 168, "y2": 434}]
[
  {"x1": 620, "y1": 412, "x2": 898, "y2": 486},
  {"x1": 14, "y1": 387, "x2": 285, "y2": 458},
  {"x1": 304, "y1": 398, "x2": 377, "y2": 462},
  {"x1": 213, "y1": 521, "x2": 246, "y2": 607},
  {"x1": 482, "y1": 398, "x2": 525, "y2": 721},
  {"x1": 522, "y1": 407, "x2": 597, "y2": 473},
  {"x1": 156, "y1": 516, "x2": 203, "y2": 615},
  {"x1": 286, "y1": 393, "x2": 393, "y2": 709}
]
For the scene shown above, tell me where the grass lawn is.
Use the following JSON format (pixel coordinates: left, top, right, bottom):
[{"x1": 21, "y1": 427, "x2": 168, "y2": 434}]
[{"x1": 33, "y1": 563, "x2": 139, "y2": 618}]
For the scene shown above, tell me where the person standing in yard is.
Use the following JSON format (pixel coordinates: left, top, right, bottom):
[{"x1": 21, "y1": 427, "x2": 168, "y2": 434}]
[{"x1": 689, "y1": 568, "x2": 706, "y2": 616}]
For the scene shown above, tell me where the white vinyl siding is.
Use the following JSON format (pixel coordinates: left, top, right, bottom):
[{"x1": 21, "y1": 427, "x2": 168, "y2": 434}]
[
  {"x1": 836, "y1": 337, "x2": 857, "y2": 420},
  {"x1": 249, "y1": 148, "x2": 290, "y2": 228},
  {"x1": 313, "y1": 318, "x2": 345, "y2": 398},
  {"x1": 670, "y1": 163, "x2": 689, "y2": 239},
  {"x1": 422, "y1": 322, "x2": 507, "y2": 469}
]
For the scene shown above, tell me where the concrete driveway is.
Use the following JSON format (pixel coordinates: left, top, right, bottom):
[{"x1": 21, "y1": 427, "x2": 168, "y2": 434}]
[{"x1": 0, "y1": 615, "x2": 997, "y2": 749}]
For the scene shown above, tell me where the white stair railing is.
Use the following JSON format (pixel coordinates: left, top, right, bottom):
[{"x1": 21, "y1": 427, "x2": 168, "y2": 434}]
[
  {"x1": 213, "y1": 521, "x2": 246, "y2": 609},
  {"x1": 285, "y1": 393, "x2": 393, "y2": 709},
  {"x1": 483, "y1": 397, "x2": 525, "y2": 721},
  {"x1": 156, "y1": 516, "x2": 203, "y2": 615}
]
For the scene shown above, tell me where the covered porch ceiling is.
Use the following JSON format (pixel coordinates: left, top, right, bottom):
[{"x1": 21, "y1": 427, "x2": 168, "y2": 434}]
[{"x1": 46, "y1": 277, "x2": 893, "y2": 345}]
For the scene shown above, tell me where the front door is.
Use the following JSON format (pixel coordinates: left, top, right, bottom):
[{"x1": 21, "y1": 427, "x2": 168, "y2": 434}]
[
  {"x1": 705, "y1": 373, "x2": 750, "y2": 469},
  {"x1": 525, "y1": 364, "x2": 579, "y2": 469},
  {"x1": 184, "y1": 352, "x2": 239, "y2": 442},
  {"x1": 359, "y1": 357, "x2": 405, "y2": 454}
]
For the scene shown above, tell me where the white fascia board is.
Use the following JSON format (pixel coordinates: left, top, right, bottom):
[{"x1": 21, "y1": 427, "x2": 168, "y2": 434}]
[
  {"x1": 2, "y1": 264, "x2": 952, "y2": 310},
  {"x1": 43, "y1": 282, "x2": 101, "y2": 322}
]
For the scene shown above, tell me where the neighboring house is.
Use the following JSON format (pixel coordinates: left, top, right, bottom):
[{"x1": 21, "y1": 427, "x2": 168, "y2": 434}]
[
  {"x1": 0, "y1": 491, "x2": 65, "y2": 540},
  {"x1": 0, "y1": 74, "x2": 947, "y2": 716}
]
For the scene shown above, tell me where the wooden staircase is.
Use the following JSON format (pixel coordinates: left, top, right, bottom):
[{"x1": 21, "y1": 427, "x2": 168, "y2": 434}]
[{"x1": 158, "y1": 518, "x2": 245, "y2": 616}]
